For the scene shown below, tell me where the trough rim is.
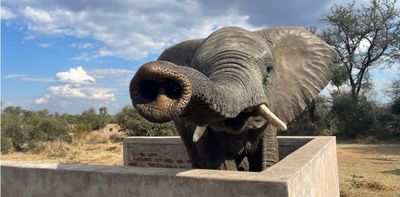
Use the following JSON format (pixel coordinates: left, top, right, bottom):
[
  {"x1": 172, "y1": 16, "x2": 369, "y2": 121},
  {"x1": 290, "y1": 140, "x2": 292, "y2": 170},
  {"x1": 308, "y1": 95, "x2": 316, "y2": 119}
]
[{"x1": 2, "y1": 136, "x2": 336, "y2": 184}]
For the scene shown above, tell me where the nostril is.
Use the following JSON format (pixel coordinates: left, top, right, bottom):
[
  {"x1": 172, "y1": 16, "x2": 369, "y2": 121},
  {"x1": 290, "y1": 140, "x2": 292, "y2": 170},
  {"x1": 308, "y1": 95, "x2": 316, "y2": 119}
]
[
  {"x1": 129, "y1": 60, "x2": 193, "y2": 123},
  {"x1": 137, "y1": 78, "x2": 184, "y2": 102},
  {"x1": 138, "y1": 80, "x2": 160, "y2": 102},
  {"x1": 163, "y1": 78, "x2": 183, "y2": 100}
]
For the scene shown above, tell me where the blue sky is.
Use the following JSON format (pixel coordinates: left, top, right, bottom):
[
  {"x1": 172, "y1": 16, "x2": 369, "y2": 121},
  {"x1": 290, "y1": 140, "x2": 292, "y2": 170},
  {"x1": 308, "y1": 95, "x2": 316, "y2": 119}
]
[{"x1": 1, "y1": 0, "x2": 399, "y2": 114}]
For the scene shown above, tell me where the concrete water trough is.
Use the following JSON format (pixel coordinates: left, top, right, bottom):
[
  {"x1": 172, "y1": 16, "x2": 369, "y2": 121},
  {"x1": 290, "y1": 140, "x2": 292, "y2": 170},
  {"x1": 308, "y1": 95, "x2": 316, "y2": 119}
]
[{"x1": 1, "y1": 136, "x2": 339, "y2": 197}]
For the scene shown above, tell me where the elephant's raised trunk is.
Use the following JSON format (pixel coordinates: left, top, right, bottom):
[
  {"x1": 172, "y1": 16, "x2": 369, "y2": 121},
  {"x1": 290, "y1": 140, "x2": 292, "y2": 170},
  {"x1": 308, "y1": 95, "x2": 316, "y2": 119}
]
[
  {"x1": 130, "y1": 61, "x2": 192, "y2": 123},
  {"x1": 130, "y1": 60, "x2": 262, "y2": 126}
]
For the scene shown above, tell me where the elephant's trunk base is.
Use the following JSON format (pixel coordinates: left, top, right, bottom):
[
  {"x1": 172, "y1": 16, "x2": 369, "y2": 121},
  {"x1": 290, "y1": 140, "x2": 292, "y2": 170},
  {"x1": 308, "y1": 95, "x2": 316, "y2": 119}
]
[{"x1": 130, "y1": 61, "x2": 192, "y2": 123}]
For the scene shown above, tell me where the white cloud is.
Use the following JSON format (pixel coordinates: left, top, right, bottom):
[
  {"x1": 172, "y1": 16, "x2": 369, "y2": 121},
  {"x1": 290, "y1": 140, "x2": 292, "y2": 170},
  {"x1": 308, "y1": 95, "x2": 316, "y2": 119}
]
[
  {"x1": 37, "y1": 42, "x2": 52, "y2": 48},
  {"x1": 34, "y1": 97, "x2": 48, "y2": 104},
  {"x1": 48, "y1": 84, "x2": 86, "y2": 98},
  {"x1": 28, "y1": 65, "x2": 120, "y2": 108},
  {"x1": 355, "y1": 37, "x2": 371, "y2": 54},
  {"x1": 89, "y1": 68, "x2": 134, "y2": 79},
  {"x1": 21, "y1": 6, "x2": 53, "y2": 23},
  {"x1": 4, "y1": 73, "x2": 55, "y2": 82},
  {"x1": 1, "y1": 6, "x2": 16, "y2": 20},
  {"x1": 319, "y1": 82, "x2": 352, "y2": 98},
  {"x1": 22, "y1": 76, "x2": 55, "y2": 82},
  {"x1": 56, "y1": 66, "x2": 95, "y2": 84},
  {"x1": 70, "y1": 42, "x2": 94, "y2": 49},
  {"x1": 59, "y1": 100, "x2": 72, "y2": 108},
  {"x1": 1, "y1": 2, "x2": 260, "y2": 60},
  {"x1": 47, "y1": 84, "x2": 116, "y2": 101},
  {"x1": 5, "y1": 74, "x2": 27, "y2": 78},
  {"x1": 84, "y1": 87, "x2": 116, "y2": 101}
]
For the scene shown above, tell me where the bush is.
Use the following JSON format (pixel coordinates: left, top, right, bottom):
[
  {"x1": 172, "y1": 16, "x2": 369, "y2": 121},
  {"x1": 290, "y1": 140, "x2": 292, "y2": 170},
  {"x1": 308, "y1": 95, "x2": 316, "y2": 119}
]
[
  {"x1": 67, "y1": 123, "x2": 92, "y2": 138},
  {"x1": 37, "y1": 118, "x2": 72, "y2": 143},
  {"x1": 115, "y1": 106, "x2": 177, "y2": 136},
  {"x1": 1, "y1": 106, "x2": 71, "y2": 151},
  {"x1": 6, "y1": 122, "x2": 34, "y2": 150},
  {"x1": 1, "y1": 137, "x2": 14, "y2": 153},
  {"x1": 285, "y1": 92, "x2": 400, "y2": 141},
  {"x1": 79, "y1": 108, "x2": 107, "y2": 131},
  {"x1": 331, "y1": 94, "x2": 376, "y2": 138},
  {"x1": 285, "y1": 97, "x2": 334, "y2": 136},
  {"x1": 355, "y1": 135, "x2": 378, "y2": 144},
  {"x1": 390, "y1": 97, "x2": 400, "y2": 115}
]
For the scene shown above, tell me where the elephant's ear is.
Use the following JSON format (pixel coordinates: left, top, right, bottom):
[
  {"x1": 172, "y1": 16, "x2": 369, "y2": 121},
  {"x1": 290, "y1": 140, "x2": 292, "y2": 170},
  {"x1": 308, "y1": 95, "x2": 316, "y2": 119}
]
[
  {"x1": 254, "y1": 27, "x2": 335, "y2": 124},
  {"x1": 157, "y1": 39, "x2": 204, "y2": 66}
]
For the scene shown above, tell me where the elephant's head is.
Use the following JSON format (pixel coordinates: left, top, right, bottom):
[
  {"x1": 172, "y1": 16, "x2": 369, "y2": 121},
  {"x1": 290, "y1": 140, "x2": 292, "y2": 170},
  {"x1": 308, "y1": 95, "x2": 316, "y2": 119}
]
[{"x1": 130, "y1": 26, "x2": 334, "y2": 141}]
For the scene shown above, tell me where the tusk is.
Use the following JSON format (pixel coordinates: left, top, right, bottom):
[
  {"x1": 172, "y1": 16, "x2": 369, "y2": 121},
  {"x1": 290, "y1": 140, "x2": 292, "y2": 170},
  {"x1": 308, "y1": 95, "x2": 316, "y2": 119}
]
[
  {"x1": 258, "y1": 104, "x2": 287, "y2": 131},
  {"x1": 193, "y1": 125, "x2": 207, "y2": 142}
]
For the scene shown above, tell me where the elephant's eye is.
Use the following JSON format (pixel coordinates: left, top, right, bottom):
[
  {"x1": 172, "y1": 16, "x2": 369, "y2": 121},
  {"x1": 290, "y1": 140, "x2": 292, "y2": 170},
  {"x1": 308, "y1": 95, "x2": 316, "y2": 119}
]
[{"x1": 267, "y1": 65, "x2": 273, "y2": 73}]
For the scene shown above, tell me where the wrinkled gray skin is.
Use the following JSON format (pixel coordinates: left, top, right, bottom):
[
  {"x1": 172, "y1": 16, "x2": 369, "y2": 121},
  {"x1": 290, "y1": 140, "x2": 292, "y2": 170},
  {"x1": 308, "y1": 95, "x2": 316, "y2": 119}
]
[{"x1": 130, "y1": 26, "x2": 334, "y2": 171}]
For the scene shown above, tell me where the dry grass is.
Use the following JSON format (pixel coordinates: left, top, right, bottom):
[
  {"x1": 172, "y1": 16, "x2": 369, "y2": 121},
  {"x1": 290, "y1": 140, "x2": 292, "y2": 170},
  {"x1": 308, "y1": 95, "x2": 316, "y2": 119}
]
[
  {"x1": 85, "y1": 131, "x2": 111, "y2": 144},
  {"x1": 337, "y1": 143, "x2": 400, "y2": 197},
  {"x1": 1, "y1": 131, "x2": 125, "y2": 166}
]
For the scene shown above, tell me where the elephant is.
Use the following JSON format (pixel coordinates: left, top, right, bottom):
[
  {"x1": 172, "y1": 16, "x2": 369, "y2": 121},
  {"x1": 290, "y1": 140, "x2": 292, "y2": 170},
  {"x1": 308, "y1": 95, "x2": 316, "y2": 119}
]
[{"x1": 129, "y1": 26, "x2": 334, "y2": 171}]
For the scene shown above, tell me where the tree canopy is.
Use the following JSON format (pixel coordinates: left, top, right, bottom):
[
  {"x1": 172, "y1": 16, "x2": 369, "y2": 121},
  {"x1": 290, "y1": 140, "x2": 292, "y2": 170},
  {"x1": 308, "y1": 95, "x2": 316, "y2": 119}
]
[{"x1": 321, "y1": 0, "x2": 400, "y2": 98}]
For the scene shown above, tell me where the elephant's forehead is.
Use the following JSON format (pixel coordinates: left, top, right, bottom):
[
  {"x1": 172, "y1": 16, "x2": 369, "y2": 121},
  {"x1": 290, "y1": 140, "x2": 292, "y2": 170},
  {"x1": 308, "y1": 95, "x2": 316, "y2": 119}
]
[{"x1": 191, "y1": 27, "x2": 273, "y2": 75}]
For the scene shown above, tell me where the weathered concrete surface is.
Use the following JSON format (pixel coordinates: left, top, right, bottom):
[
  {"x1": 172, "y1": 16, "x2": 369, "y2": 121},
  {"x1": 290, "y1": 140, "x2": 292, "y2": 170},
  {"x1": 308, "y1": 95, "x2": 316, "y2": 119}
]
[
  {"x1": 264, "y1": 137, "x2": 340, "y2": 197},
  {"x1": 123, "y1": 136, "x2": 311, "y2": 168},
  {"x1": 1, "y1": 136, "x2": 339, "y2": 197},
  {"x1": 123, "y1": 137, "x2": 191, "y2": 168}
]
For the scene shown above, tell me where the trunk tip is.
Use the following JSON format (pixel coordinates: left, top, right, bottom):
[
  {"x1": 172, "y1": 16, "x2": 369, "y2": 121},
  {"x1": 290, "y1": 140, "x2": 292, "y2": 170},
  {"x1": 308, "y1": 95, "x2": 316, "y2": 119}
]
[{"x1": 130, "y1": 61, "x2": 192, "y2": 122}]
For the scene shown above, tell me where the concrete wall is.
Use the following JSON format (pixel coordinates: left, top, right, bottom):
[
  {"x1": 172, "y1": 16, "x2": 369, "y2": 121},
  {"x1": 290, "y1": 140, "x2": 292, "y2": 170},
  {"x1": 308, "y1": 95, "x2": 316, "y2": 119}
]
[
  {"x1": 123, "y1": 136, "x2": 311, "y2": 168},
  {"x1": 1, "y1": 136, "x2": 339, "y2": 197},
  {"x1": 124, "y1": 137, "x2": 191, "y2": 168}
]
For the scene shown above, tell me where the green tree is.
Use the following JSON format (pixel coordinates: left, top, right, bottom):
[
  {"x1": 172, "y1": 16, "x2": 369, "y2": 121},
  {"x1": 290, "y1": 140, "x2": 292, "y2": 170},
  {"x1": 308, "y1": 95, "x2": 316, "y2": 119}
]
[
  {"x1": 79, "y1": 107, "x2": 106, "y2": 130},
  {"x1": 99, "y1": 106, "x2": 108, "y2": 116},
  {"x1": 387, "y1": 78, "x2": 400, "y2": 114},
  {"x1": 321, "y1": 0, "x2": 400, "y2": 99}
]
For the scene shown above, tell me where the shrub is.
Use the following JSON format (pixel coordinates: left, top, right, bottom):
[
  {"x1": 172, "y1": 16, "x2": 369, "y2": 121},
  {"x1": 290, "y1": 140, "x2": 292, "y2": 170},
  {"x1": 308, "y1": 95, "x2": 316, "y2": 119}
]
[
  {"x1": 355, "y1": 135, "x2": 378, "y2": 144},
  {"x1": 79, "y1": 108, "x2": 107, "y2": 131},
  {"x1": 331, "y1": 94, "x2": 376, "y2": 138},
  {"x1": 115, "y1": 106, "x2": 177, "y2": 136},
  {"x1": 67, "y1": 123, "x2": 92, "y2": 138},
  {"x1": 35, "y1": 118, "x2": 72, "y2": 143},
  {"x1": 1, "y1": 137, "x2": 14, "y2": 154},
  {"x1": 1, "y1": 106, "x2": 71, "y2": 151},
  {"x1": 285, "y1": 96, "x2": 334, "y2": 136}
]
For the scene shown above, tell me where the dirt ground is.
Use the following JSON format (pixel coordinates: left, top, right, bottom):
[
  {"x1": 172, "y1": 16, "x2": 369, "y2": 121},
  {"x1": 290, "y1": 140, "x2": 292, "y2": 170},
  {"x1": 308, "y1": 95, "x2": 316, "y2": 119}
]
[
  {"x1": 1, "y1": 137, "x2": 399, "y2": 196},
  {"x1": 337, "y1": 143, "x2": 400, "y2": 197}
]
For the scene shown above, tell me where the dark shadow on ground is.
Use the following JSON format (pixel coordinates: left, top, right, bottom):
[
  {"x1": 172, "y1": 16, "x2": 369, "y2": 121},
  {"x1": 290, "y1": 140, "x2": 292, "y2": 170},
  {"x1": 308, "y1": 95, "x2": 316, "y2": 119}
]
[
  {"x1": 339, "y1": 144, "x2": 400, "y2": 156},
  {"x1": 381, "y1": 169, "x2": 400, "y2": 176},
  {"x1": 365, "y1": 157, "x2": 399, "y2": 162}
]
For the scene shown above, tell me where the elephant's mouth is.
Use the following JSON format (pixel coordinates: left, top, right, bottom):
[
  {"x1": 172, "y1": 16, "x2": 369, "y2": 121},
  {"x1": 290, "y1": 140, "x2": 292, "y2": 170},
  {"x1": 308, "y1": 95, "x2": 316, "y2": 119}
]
[
  {"x1": 208, "y1": 108, "x2": 268, "y2": 135},
  {"x1": 191, "y1": 104, "x2": 288, "y2": 142}
]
